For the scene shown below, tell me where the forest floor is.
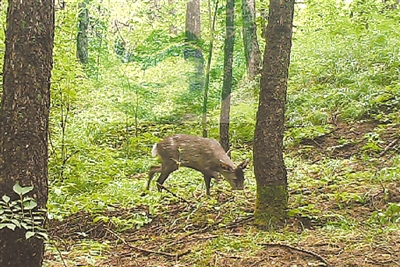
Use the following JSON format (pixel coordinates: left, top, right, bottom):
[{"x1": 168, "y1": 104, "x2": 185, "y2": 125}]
[{"x1": 44, "y1": 120, "x2": 400, "y2": 267}]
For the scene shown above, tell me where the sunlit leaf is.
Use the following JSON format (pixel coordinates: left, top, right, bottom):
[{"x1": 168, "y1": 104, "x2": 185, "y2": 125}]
[
  {"x1": 5, "y1": 223, "x2": 16, "y2": 231},
  {"x1": 2, "y1": 195, "x2": 10, "y2": 203},
  {"x1": 25, "y1": 231, "x2": 35, "y2": 239},
  {"x1": 13, "y1": 183, "x2": 33, "y2": 196},
  {"x1": 23, "y1": 200, "x2": 37, "y2": 210}
]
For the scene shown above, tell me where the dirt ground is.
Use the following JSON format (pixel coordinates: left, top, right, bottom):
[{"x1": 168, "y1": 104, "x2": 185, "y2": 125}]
[{"x1": 45, "y1": 121, "x2": 400, "y2": 267}]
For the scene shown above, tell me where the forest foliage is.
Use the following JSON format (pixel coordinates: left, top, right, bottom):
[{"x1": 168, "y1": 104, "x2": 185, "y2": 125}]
[{"x1": 0, "y1": 0, "x2": 399, "y2": 265}]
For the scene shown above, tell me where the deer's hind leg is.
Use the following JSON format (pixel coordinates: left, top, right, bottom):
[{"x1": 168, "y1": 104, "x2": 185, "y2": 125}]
[{"x1": 147, "y1": 165, "x2": 162, "y2": 190}]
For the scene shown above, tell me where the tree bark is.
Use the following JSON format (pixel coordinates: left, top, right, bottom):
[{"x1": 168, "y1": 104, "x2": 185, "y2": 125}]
[
  {"x1": 77, "y1": 0, "x2": 89, "y2": 64},
  {"x1": 219, "y1": 0, "x2": 235, "y2": 153},
  {"x1": 185, "y1": 0, "x2": 201, "y2": 41},
  {"x1": 0, "y1": 0, "x2": 55, "y2": 265},
  {"x1": 202, "y1": 0, "x2": 219, "y2": 138},
  {"x1": 168, "y1": 0, "x2": 178, "y2": 34},
  {"x1": 242, "y1": 0, "x2": 262, "y2": 79},
  {"x1": 253, "y1": 0, "x2": 295, "y2": 229},
  {"x1": 185, "y1": 0, "x2": 204, "y2": 91}
]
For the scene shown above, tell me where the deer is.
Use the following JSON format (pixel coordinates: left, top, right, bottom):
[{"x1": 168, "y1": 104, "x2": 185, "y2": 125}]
[{"x1": 147, "y1": 134, "x2": 249, "y2": 195}]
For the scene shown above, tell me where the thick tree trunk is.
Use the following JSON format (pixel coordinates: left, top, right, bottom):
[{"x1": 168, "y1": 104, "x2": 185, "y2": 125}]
[
  {"x1": 77, "y1": 0, "x2": 89, "y2": 64},
  {"x1": 253, "y1": 0, "x2": 295, "y2": 228},
  {"x1": 220, "y1": 0, "x2": 235, "y2": 153},
  {"x1": 242, "y1": 0, "x2": 262, "y2": 79},
  {"x1": 0, "y1": 0, "x2": 54, "y2": 266}
]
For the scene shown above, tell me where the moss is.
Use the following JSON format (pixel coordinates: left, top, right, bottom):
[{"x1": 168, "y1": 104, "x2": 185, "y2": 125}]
[{"x1": 254, "y1": 184, "x2": 288, "y2": 229}]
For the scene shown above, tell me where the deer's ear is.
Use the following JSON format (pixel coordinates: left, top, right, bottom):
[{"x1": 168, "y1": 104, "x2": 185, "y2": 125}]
[
  {"x1": 237, "y1": 159, "x2": 250, "y2": 169},
  {"x1": 220, "y1": 160, "x2": 234, "y2": 171}
]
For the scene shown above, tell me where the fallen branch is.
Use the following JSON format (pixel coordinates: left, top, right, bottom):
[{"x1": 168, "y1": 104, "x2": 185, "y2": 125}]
[
  {"x1": 379, "y1": 138, "x2": 399, "y2": 157},
  {"x1": 157, "y1": 183, "x2": 191, "y2": 205},
  {"x1": 260, "y1": 243, "x2": 329, "y2": 266},
  {"x1": 105, "y1": 228, "x2": 190, "y2": 259}
]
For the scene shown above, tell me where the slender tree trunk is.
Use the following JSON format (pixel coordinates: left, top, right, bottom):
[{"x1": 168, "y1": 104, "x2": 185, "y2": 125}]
[
  {"x1": 77, "y1": 0, "x2": 89, "y2": 64},
  {"x1": 253, "y1": 0, "x2": 295, "y2": 229},
  {"x1": 168, "y1": 0, "x2": 178, "y2": 34},
  {"x1": 0, "y1": 0, "x2": 55, "y2": 266},
  {"x1": 202, "y1": 0, "x2": 219, "y2": 137},
  {"x1": 185, "y1": 0, "x2": 204, "y2": 91},
  {"x1": 220, "y1": 0, "x2": 235, "y2": 153},
  {"x1": 242, "y1": 0, "x2": 262, "y2": 79},
  {"x1": 185, "y1": 0, "x2": 201, "y2": 41}
]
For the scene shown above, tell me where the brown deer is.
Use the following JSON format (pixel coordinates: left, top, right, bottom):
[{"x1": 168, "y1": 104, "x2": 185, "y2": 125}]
[{"x1": 147, "y1": 134, "x2": 249, "y2": 195}]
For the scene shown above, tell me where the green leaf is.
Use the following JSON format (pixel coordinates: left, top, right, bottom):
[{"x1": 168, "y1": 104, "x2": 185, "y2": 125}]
[
  {"x1": 13, "y1": 183, "x2": 34, "y2": 196},
  {"x1": 25, "y1": 231, "x2": 35, "y2": 239},
  {"x1": 10, "y1": 219, "x2": 21, "y2": 228},
  {"x1": 2, "y1": 195, "x2": 10, "y2": 203},
  {"x1": 33, "y1": 216, "x2": 44, "y2": 221},
  {"x1": 20, "y1": 222, "x2": 30, "y2": 230},
  {"x1": 37, "y1": 232, "x2": 49, "y2": 240},
  {"x1": 23, "y1": 200, "x2": 37, "y2": 210},
  {"x1": 5, "y1": 223, "x2": 16, "y2": 231},
  {"x1": 287, "y1": 208, "x2": 302, "y2": 217},
  {"x1": 11, "y1": 206, "x2": 22, "y2": 212},
  {"x1": 54, "y1": 188, "x2": 62, "y2": 196}
]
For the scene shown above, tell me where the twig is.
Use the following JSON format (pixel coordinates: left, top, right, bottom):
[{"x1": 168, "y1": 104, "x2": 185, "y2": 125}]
[
  {"x1": 165, "y1": 217, "x2": 224, "y2": 248},
  {"x1": 48, "y1": 239, "x2": 68, "y2": 267},
  {"x1": 379, "y1": 138, "x2": 399, "y2": 157},
  {"x1": 105, "y1": 228, "x2": 190, "y2": 259},
  {"x1": 260, "y1": 243, "x2": 329, "y2": 266},
  {"x1": 224, "y1": 215, "x2": 254, "y2": 229},
  {"x1": 216, "y1": 251, "x2": 245, "y2": 259},
  {"x1": 216, "y1": 251, "x2": 260, "y2": 261},
  {"x1": 157, "y1": 183, "x2": 191, "y2": 205},
  {"x1": 312, "y1": 138, "x2": 324, "y2": 149},
  {"x1": 186, "y1": 217, "x2": 224, "y2": 236}
]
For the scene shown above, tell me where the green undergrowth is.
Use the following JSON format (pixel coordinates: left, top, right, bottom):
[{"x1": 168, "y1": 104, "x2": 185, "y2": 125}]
[
  {"x1": 43, "y1": 1, "x2": 400, "y2": 265},
  {"x1": 45, "y1": 151, "x2": 400, "y2": 266}
]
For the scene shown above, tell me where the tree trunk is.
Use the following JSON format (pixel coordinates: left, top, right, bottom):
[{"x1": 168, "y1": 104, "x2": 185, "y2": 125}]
[
  {"x1": 0, "y1": 0, "x2": 55, "y2": 265},
  {"x1": 168, "y1": 0, "x2": 178, "y2": 34},
  {"x1": 253, "y1": 0, "x2": 295, "y2": 229},
  {"x1": 185, "y1": 0, "x2": 204, "y2": 91},
  {"x1": 202, "y1": 0, "x2": 219, "y2": 138},
  {"x1": 77, "y1": 0, "x2": 89, "y2": 64},
  {"x1": 242, "y1": 0, "x2": 262, "y2": 79},
  {"x1": 220, "y1": 0, "x2": 235, "y2": 153},
  {"x1": 185, "y1": 0, "x2": 201, "y2": 41}
]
